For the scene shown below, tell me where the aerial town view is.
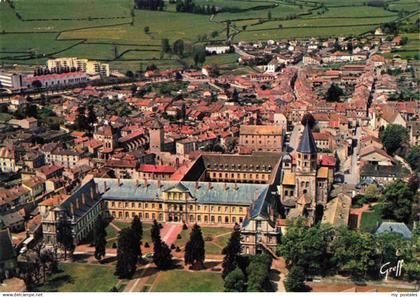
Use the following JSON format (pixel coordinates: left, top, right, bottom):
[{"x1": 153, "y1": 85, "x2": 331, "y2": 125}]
[{"x1": 0, "y1": 0, "x2": 419, "y2": 295}]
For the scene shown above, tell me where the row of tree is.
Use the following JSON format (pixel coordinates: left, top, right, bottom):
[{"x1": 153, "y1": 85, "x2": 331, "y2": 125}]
[
  {"x1": 113, "y1": 218, "x2": 207, "y2": 278},
  {"x1": 134, "y1": 0, "x2": 164, "y2": 11},
  {"x1": 161, "y1": 38, "x2": 185, "y2": 57},
  {"x1": 278, "y1": 218, "x2": 419, "y2": 291},
  {"x1": 160, "y1": 38, "x2": 206, "y2": 66},
  {"x1": 175, "y1": 0, "x2": 216, "y2": 15}
]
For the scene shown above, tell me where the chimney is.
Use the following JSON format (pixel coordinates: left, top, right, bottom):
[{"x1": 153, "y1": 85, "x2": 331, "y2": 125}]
[
  {"x1": 157, "y1": 179, "x2": 161, "y2": 189},
  {"x1": 224, "y1": 182, "x2": 227, "y2": 191},
  {"x1": 70, "y1": 203, "x2": 74, "y2": 216},
  {"x1": 144, "y1": 178, "x2": 148, "y2": 187},
  {"x1": 208, "y1": 182, "x2": 212, "y2": 190},
  {"x1": 90, "y1": 186, "x2": 94, "y2": 200},
  {"x1": 95, "y1": 183, "x2": 99, "y2": 195},
  {"x1": 234, "y1": 182, "x2": 238, "y2": 191},
  {"x1": 81, "y1": 193, "x2": 86, "y2": 205},
  {"x1": 135, "y1": 179, "x2": 139, "y2": 187},
  {"x1": 117, "y1": 177, "x2": 121, "y2": 186},
  {"x1": 255, "y1": 190, "x2": 259, "y2": 200},
  {"x1": 103, "y1": 181, "x2": 107, "y2": 192},
  {"x1": 195, "y1": 181, "x2": 199, "y2": 189}
]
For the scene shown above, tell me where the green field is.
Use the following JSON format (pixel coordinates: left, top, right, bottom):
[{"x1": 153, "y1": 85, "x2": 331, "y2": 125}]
[
  {"x1": 0, "y1": 0, "x2": 416, "y2": 71},
  {"x1": 36, "y1": 263, "x2": 120, "y2": 292},
  {"x1": 151, "y1": 270, "x2": 223, "y2": 292}
]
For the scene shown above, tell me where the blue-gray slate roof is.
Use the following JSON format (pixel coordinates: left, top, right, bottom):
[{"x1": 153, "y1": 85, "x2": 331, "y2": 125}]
[
  {"x1": 95, "y1": 178, "x2": 269, "y2": 206},
  {"x1": 375, "y1": 222, "x2": 412, "y2": 239},
  {"x1": 297, "y1": 123, "x2": 317, "y2": 154}
]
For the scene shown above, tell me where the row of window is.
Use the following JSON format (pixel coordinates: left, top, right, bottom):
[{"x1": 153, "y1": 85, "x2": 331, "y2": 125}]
[
  {"x1": 209, "y1": 171, "x2": 269, "y2": 180},
  {"x1": 107, "y1": 201, "x2": 245, "y2": 213},
  {"x1": 110, "y1": 211, "x2": 244, "y2": 224},
  {"x1": 316, "y1": 140, "x2": 329, "y2": 146},
  {"x1": 242, "y1": 135, "x2": 280, "y2": 139},
  {"x1": 208, "y1": 164, "x2": 272, "y2": 170},
  {"x1": 243, "y1": 140, "x2": 280, "y2": 145}
]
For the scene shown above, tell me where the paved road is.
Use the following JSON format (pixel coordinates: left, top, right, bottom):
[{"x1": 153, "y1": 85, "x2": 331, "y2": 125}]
[
  {"x1": 288, "y1": 124, "x2": 302, "y2": 151},
  {"x1": 160, "y1": 223, "x2": 183, "y2": 246},
  {"x1": 344, "y1": 127, "x2": 361, "y2": 185}
]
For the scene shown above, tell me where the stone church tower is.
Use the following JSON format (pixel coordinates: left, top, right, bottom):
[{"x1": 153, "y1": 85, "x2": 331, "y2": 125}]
[
  {"x1": 295, "y1": 123, "x2": 317, "y2": 207},
  {"x1": 149, "y1": 119, "x2": 164, "y2": 153}
]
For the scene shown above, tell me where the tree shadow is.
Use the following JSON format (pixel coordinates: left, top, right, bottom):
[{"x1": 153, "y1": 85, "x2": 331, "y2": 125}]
[
  {"x1": 101, "y1": 256, "x2": 117, "y2": 264},
  {"x1": 131, "y1": 266, "x2": 158, "y2": 279},
  {"x1": 72, "y1": 253, "x2": 91, "y2": 262},
  {"x1": 204, "y1": 261, "x2": 220, "y2": 270}
]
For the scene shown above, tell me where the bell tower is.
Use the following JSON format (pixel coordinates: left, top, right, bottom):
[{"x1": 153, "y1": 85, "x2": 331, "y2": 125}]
[
  {"x1": 149, "y1": 119, "x2": 164, "y2": 153},
  {"x1": 295, "y1": 123, "x2": 317, "y2": 199}
]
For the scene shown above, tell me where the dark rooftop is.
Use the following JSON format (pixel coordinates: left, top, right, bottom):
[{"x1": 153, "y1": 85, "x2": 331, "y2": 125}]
[{"x1": 297, "y1": 123, "x2": 317, "y2": 154}]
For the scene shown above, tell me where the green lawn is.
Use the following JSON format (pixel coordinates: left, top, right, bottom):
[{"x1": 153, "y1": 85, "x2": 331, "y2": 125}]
[
  {"x1": 205, "y1": 53, "x2": 239, "y2": 66},
  {"x1": 174, "y1": 226, "x2": 232, "y2": 255},
  {"x1": 152, "y1": 270, "x2": 223, "y2": 292},
  {"x1": 106, "y1": 221, "x2": 153, "y2": 248},
  {"x1": 360, "y1": 205, "x2": 382, "y2": 233},
  {"x1": 36, "y1": 263, "x2": 119, "y2": 292}
]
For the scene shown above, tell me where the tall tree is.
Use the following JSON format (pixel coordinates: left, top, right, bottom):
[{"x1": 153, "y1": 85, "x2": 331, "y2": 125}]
[
  {"x1": 379, "y1": 124, "x2": 408, "y2": 155},
  {"x1": 222, "y1": 224, "x2": 242, "y2": 278},
  {"x1": 76, "y1": 115, "x2": 89, "y2": 131},
  {"x1": 39, "y1": 249, "x2": 57, "y2": 282},
  {"x1": 246, "y1": 253, "x2": 272, "y2": 292},
  {"x1": 224, "y1": 267, "x2": 246, "y2": 292},
  {"x1": 380, "y1": 179, "x2": 414, "y2": 224},
  {"x1": 115, "y1": 228, "x2": 139, "y2": 278},
  {"x1": 87, "y1": 105, "x2": 97, "y2": 127},
  {"x1": 192, "y1": 45, "x2": 206, "y2": 66},
  {"x1": 93, "y1": 215, "x2": 107, "y2": 261},
  {"x1": 184, "y1": 224, "x2": 205, "y2": 268},
  {"x1": 277, "y1": 218, "x2": 330, "y2": 275},
  {"x1": 173, "y1": 39, "x2": 185, "y2": 56},
  {"x1": 329, "y1": 226, "x2": 377, "y2": 278},
  {"x1": 406, "y1": 145, "x2": 420, "y2": 171},
  {"x1": 131, "y1": 215, "x2": 143, "y2": 243},
  {"x1": 151, "y1": 220, "x2": 173, "y2": 270},
  {"x1": 325, "y1": 83, "x2": 343, "y2": 102},
  {"x1": 131, "y1": 215, "x2": 143, "y2": 261},
  {"x1": 56, "y1": 217, "x2": 75, "y2": 260},
  {"x1": 285, "y1": 266, "x2": 307, "y2": 292},
  {"x1": 161, "y1": 38, "x2": 171, "y2": 54}
]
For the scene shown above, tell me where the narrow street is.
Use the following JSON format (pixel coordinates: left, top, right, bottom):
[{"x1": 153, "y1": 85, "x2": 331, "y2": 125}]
[{"x1": 344, "y1": 127, "x2": 361, "y2": 185}]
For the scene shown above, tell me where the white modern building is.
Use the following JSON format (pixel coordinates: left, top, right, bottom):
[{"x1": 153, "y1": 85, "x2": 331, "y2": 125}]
[
  {"x1": 0, "y1": 71, "x2": 26, "y2": 90},
  {"x1": 47, "y1": 57, "x2": 110, "y2": 77}
]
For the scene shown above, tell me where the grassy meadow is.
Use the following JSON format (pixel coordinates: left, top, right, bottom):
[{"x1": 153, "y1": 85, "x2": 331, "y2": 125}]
[{"x1": 0, "y1": 0, "x2": 416, "y2": 71}]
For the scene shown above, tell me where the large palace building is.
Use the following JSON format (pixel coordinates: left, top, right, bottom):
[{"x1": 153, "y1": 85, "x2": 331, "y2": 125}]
[{"x1": 40, "y1": 124, "x2": 333, "y2": 255}]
